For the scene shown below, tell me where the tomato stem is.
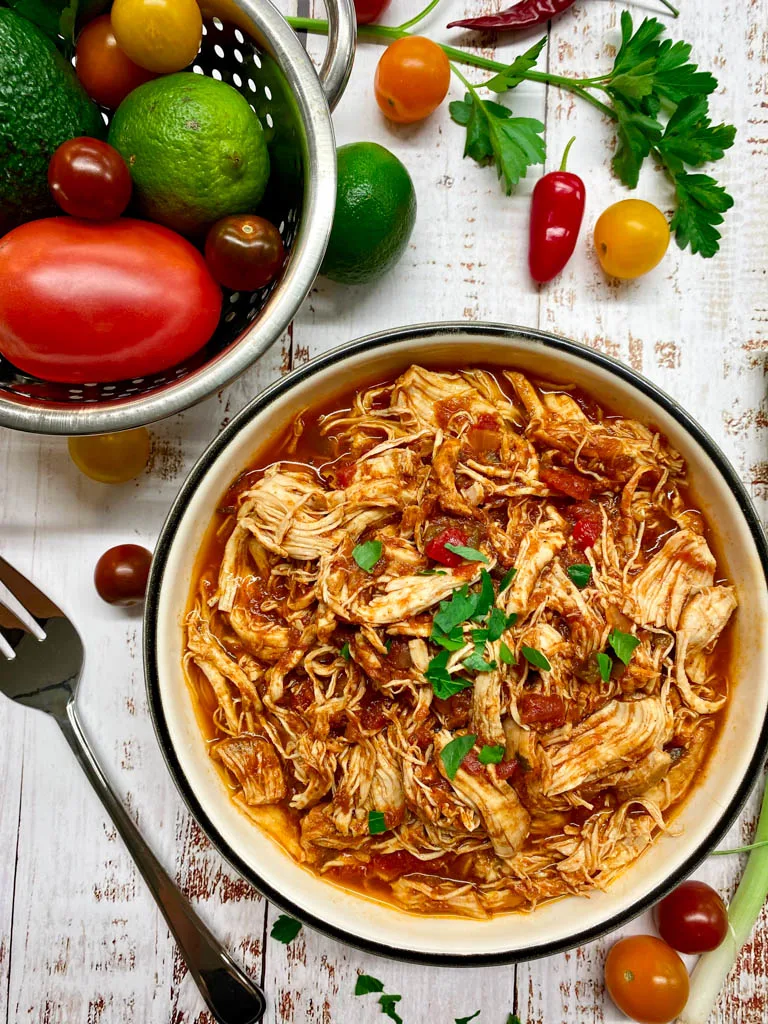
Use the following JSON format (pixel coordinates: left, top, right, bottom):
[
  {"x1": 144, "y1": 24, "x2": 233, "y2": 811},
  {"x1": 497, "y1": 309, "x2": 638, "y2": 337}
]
[
  {"x1": 396, "y1": 0, "x2": 443, "y2": 32},
  {"x1": 559, "y1": 136, "x2": 576, "y2": 172}
]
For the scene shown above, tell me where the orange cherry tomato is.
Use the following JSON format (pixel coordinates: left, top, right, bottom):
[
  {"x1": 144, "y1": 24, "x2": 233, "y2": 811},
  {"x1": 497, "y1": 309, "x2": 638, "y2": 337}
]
[
  {"x1": 604, "y1": 935, "x2": 689, "y2": 1024},
  {"x1": 374, "y1": 36, "x2": 450, "y2": 124},
  {"x1": 68, "y1": 429, "x2": 151, "y2": 483},
  {"x1": 594, "y1": 199, "x2": 670, "y2": 279},
  {"x1": 75, "y1": 14, "x2": 158, "y2": 109}
]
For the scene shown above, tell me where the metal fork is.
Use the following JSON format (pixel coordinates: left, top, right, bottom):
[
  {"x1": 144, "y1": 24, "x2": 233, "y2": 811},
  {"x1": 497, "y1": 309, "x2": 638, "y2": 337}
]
[{"x1": 0, "y1": 556, "x2": 266, "y2": 1024}]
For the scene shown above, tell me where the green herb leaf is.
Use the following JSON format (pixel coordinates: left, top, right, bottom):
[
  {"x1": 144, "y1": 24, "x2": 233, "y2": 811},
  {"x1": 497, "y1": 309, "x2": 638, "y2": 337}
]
[
  {"x1": 456, "y1": 1013, "x2": 481, "y2": 1024},
  {"x1": 473, "y1": 569, "x2": 496, "y2": 619},
  {"x1": 440, "y1": 733, "x2": 478, "y2": 780},
  {"x1": 499, "y1": 567, "x2": 517, "y2": 592},
  {"x1": 434, "y1": 585, "x2": 478, "y2": 633},
  {"x1": 270, "y1": 914, "x2": 302, "y2": 944},
  {"x1": 431, "y1": 621, "x2": 466, "y2": 652},
  {"x1": 426, "y1": 649, "x2": 474, "y2": 699},
  {"x1": 368, "y1": 809, "x2": 388, "y2": 835},
  {"x1": 450, "y1": 90, "x2": 546, "y2": 195},
  {"x1": 379, "y1": 994, "x2": 403, "y2": 1024},
  {"x1": 649, "y1": 37, "x2": 719, "y2": 107},
  {"x1": 500, "y1": 641, "x2": 516, "y2": 665},
  {"x1": 608, "y1": 628, "x2": 641, "y2": 666},
  {"x1": 418, "y1": 568, "x2": 448, "y2": 576},
  {"x1": 656, "y1": 96, "x2": 736, "y2": 173},
  {"x1": 521, "y1": 646, "x2": 552, "y2": 672},
  {"x1": 340, "y1": 642, "x2": 351, "y2": 661},
  {"x1": 463, "y1": 651, "x2": 498, "y2": 673},
  {"x1": 486, "y1": 606, "x2": 510, "y2": 641},
  {"x1": 385, "y1": 638, "x2": 392, "y2": 653},
  {"x1": 567, "y1": 564, "x2": 592, "y2": 589},
  {"x1": 355, "y1": 974, "x2": 385, "y2": 995},
  {"x1": 507, "y1": 1015, "x2": 523, "y2": 1024},
  {"x1": 486, "y1": 36, "x2": 547, "y2": 92},
  {"x1": 611, "y1": 96, "x2": 663, "y2": 188},
  {"x1": 478, "y1": 744, "x2": 505, "y2": 765},
  {"x1": 668, "y1": 169, "x2": 734, "y2": 258},
  {"x1": 444, "y1": 542, "x2": 489, "y2": 564},
  {"x1": 596, "y1": 651, "x2": 613, "y2": 683},
  {"x1": 352, "y1": 539, "x2": 383, "y2": 572}
]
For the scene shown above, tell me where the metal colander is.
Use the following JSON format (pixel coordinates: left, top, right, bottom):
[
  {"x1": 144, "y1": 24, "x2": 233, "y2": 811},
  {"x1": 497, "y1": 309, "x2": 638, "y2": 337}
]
[{"x1": 0, "y1": 0, "x2": 355, "y2": 435}]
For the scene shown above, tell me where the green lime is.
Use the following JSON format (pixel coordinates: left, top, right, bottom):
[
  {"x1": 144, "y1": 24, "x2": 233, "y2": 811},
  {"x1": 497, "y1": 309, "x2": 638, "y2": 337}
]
[
  {"x1": 321, "y1": 142, "x2": 416, "y2": 285},
  {"x1": 108, "y1": 73, "x2": 270, "y2": 236}
]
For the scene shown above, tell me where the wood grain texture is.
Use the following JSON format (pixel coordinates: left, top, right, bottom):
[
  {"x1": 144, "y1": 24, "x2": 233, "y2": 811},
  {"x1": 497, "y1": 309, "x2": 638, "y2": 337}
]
[{"x1": 0, "y1": 0, "x2": 766, "y2": 1021}]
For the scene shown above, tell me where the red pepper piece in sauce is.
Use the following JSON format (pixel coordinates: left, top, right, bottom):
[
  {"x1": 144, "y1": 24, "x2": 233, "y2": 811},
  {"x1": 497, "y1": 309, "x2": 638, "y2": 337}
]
[
  {"x1": 529, "y1": 137, "x2": 585, "y2": 283},
  {"x1": 448, "y1": 0, "x2": 576, "y2": 31},
  {"x1": 539, "y1": 465, "x2": 594, "y2": 501},
  {"x1": 519, "y1": 693, "x2": 566, "y2": 728},
  {"x1": 572, "y1": 514, "x2": 602, "y2": 552},
  {"x1": 425, "y1": 526, "x2": 469, "y2": 567}
]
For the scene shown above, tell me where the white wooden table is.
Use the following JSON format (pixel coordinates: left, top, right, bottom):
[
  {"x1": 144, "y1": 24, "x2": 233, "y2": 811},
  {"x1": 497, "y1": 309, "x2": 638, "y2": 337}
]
[{"x1": 1, "y1": 1, "x2": 767, "y2": 1021}]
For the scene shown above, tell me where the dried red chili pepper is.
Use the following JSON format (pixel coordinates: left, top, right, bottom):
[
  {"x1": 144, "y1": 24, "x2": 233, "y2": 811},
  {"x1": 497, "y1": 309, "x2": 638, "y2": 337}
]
[
  {"x1": 447, "y1": 0, "x2": 575, "y2": 32},
  {"x1": 528, "y1": 137, "x2": 585, "y2": 283}
]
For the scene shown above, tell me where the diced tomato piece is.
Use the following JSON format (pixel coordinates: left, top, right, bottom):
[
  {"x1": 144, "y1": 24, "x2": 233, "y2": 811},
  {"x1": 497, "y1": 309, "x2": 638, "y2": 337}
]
[
  {"x1": 287, "y1": 680, "x2": 314, "y2": 713},
  {"x1": 496, "y1": 759, "x2": 517, "y2": 780},
  {"x1": 334, "y1": 461, "x2": 356, "y2": 487},
  {"x1": 572, "y1": 515, "x2": 602, "y2": 551},
  {"x1": 518, "y1": 693, "x2": 566, "y2": 727},
  {"x1": 460, "y1": 749, "x2": 484, "y2": 776},
  {"x1": 359, "y1": 694, "x2": 392, "y2": 731},
  {"x1": 369, "y1": 850, "x2": 441, "y2": 881},
  {"x1": 540, "y1": 465, "x2": 594, "y2": 501},
  {"x1": 433, "y1": 690, "x2": 472, "y2": 729},
  {"x1": 475, "y1": 412, "x2": 501, "y2": 430},
  {"x1": 425, "y1": 526, "x2": 468, "y2": 567}
]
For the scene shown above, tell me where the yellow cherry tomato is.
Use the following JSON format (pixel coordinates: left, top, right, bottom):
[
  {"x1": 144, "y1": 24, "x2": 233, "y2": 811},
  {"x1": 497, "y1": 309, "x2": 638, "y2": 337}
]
[
  {"x1": 594, "y1": 199, "x2": 670, "y2": 279},
  {"x1": 68, "y1": 428, "x2": 151, "y2": 483},
  {"x1": 111, "y1": 0, "x2": 202, "y2": 74}
]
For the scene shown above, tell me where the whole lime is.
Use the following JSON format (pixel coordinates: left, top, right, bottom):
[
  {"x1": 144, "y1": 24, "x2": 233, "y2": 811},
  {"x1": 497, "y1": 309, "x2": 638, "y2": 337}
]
[
  {"x1": 321, "y1": 142, "x2": 416, "y2": 285},
  {"x1": 108, "y1": 73, "x2": 270, "y2": 236}
]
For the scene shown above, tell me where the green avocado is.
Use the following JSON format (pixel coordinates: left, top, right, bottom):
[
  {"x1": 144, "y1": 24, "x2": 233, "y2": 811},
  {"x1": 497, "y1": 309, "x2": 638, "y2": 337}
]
[{"x1": 0, "y1": 9, "x2": 105, "y2": 235}]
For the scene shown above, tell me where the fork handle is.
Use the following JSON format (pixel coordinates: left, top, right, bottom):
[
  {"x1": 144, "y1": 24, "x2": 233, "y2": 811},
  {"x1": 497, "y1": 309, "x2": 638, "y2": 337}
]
[{"x1": 59, "y1": 702, "x2": 267, "y2": 1024}]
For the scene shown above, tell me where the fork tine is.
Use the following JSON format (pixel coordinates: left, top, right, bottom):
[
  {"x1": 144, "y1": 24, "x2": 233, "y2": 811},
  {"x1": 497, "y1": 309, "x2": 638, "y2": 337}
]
[
  {"x1": 0, "y1": 556, "x2": 62, "y2": 626},
  {"x1": 0, "y1": 597, "x2": 44, "y2": 659}
]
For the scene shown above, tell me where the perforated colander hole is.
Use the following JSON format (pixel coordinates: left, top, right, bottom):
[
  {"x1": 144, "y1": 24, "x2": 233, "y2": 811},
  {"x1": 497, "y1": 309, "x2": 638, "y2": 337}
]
[
  {"x1": 192, "y1": 64, "x2": 205, "y2": 75},
  {"x1": 211, "y1": 68, "x2": 222, "y2": 81},
  {"x1": 234, "y1": 48, "x2": 243, "y2": 63},
  {"x1": 229, "y1": 292, "x2": 241, "y2": 303},
  {"x1": 212, "y1": 17, "x2": 223, "y2": 30},
  {"x1": 247, "y1": 78, "x2": 256, "y2": 92},
  {"x1": 252, "y1": 52, "x2": 262, "y2": 69},
  {"x1": 266, "y1": 113, "x2": 274, "y2": 128},
  {"x1": 264, "y1": 85, "x2": 272, "y2": 101},
  {"x1": 235, "y1": 28, "x2": 245, "y2": 43},
  {"x1": 279, "y1": 220, "x2": 286, "y2": 234},
  {"x1": 214, "y1": 44, "x2": 225, "y2": 58},
  {"x1": 233, "y1": 73, "x2": 242, "y2": 87},
  {"x1": 225, "y1": 311, "x2": 237, "y2": 322}
]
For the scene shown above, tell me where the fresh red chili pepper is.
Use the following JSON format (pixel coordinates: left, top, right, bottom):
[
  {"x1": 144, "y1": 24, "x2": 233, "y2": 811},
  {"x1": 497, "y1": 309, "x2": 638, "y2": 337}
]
[
  {"x1": 425, "y1": 526, "x2": 468, "y2": 567},
  {"x1": 448, "y1": 0, "x2": 677, "y2": 32},
  {"x1": 448, "y1": 0, "x2": 575, "y2": 32},
  {"x1": 528, "y1": 137, "x2": 585, "y2": 283}
]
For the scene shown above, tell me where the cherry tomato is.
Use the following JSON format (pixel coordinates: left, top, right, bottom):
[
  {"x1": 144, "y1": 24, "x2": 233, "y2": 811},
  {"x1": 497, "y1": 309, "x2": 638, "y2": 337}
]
[
  {"x1": 94, "y1": 544, "x2": 152, "y2": 605},
  {"x1": 49, "y1": 138, "x2": 132, "y2": 221},
  {"x1": 425, "y1": 527, "x2": 468, "y2": 567},
  {"x1": 374, "y1": 36, "x2": 451, "y2": 124},
  {"x1": 204, "y1": 216, "x2": 285, "y2": 292},
  {"x1": 111, "y1": 0, "x2": 202, "y2": 74},
  {"x1": 605, "y1": 936, "x2": 689, "y2": 1024},
  {"x1": 594, "y1": 199, "x2": 670, "y2": 279},
  {"x1": 0, "y1": 218, "x2": 222, "y2": 384},
  {"x1": 75, "y1": 14, "x2": 158, "y2": 109},
  {"x1": 68, "y1": 428, "x2": 151, "y2": 483},
  {"x1": 655, "y1": 880, "x2": 729, "y2": 954},
  {"x1": 354, "y1": 0, "x2": 391, "y2": 24}
]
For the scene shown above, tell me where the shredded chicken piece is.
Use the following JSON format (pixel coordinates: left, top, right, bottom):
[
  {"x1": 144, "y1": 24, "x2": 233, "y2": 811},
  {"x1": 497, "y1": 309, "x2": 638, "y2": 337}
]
[{"x1": 182, "y1": 366, "x2": 735, "y2": 919}]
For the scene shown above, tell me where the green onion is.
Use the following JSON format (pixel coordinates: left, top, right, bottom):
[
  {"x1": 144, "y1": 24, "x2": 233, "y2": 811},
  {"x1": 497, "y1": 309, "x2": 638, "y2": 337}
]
[{"x1": 681, "y1": 778, "x2": 768, "y2": 1023}]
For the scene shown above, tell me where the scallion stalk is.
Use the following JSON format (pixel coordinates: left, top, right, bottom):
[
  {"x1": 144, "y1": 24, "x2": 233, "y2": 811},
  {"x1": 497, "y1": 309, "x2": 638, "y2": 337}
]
[{"x1": 680, "y1": 775, "x2": 768, "y2": 1023}]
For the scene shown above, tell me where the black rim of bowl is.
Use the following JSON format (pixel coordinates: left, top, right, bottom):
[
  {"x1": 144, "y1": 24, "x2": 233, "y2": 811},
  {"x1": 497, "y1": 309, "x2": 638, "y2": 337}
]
[{"x1": 144, "y1": 321, "x2": 768, "y2": 967}]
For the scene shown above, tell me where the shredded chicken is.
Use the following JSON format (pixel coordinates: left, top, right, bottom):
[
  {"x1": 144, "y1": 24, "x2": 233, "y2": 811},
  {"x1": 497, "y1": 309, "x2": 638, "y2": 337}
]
[{"x1": 183, "y1": 366, "x2": 735, "y2": 918}]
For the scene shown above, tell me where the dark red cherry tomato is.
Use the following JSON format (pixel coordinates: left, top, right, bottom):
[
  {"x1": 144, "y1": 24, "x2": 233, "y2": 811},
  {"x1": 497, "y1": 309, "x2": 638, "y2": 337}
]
[
  {"x1": 75, "y1": 14, "x2": 158, "y2": 109},
  {"x1": 425, "y1": 527, "x2": 468, "y2": 567},
  {"x1": 655, "y1": 880, "x2": 729, "y2": 954},
  {"x1": 94, "y1": 544, "x2": 152, "y2": 605},
  {"x1": 204, "y1": 215, "x2": 285, "y2": 291},
  {"x1": 49, "y1": 138, "x2": 132, "y2": 220},
  {"x1": 354, "y1": 0, "x2": 391, "y2": 24}
]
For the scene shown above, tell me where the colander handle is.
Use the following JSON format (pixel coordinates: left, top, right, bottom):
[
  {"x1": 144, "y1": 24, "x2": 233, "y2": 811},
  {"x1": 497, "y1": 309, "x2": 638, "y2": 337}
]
[{"x1": 317, "y1": 0, "x2": 357, "y2": 110}]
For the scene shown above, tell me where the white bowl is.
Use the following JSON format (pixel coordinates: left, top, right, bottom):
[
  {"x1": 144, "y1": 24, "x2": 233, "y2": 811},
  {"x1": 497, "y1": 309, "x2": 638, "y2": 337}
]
[{"x1": 144, "y1": 322, "x2": 768, "y2": 965}]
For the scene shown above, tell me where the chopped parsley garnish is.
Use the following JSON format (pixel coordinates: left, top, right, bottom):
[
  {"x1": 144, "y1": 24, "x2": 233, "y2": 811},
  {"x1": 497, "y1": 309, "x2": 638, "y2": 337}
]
[
  {"x1": 567, "y1": 563, "x2": 592, "y2": 589},
  {"x1": 368, "y1": 809, "x2": 387, "y2": 835},
  {"x1": 500, "y1": 641, "x2": 516, "y2": 665},
  {"x1": 479, "y1": 744, "x2": 505, "y2": 765},
  {"x1": 444, "y1": 542, "x2": 489, "y2": 564},
  {"x1": 352, "y1": 539, "x2": 383, "y2": 572},
  {"x1": 473, "y1": 569, "x2": 496, "y2": 618},
  {"x1": 463, "y1": 651, "x2": 497, "y2": 673},
  {"x1": 384, "y1": 638, "x2": 392, "y2": 653},
  {"x1": 270, "y1": 915, "x2": 302, "y2": 944},
  {"x1": 418, "y1": 568, "x2": 448, "y2": 576},
  {"x1": 440, "y1": 733, "x2": 477, "y2": 779},
  {"x1": 433, "y1": 585, "x2": 478, "y2": 633},
  {"x1": 426, "y1": 649, "x2": 474, "y2": 699},
  {"x1": 521, "y1": 646, "x2": 552, "y2": 672},
  {"x1": 507, "y1": 1015, "x2": 523, "y2": 1024},
  {"x1": 355, "y1": 974, "x2": 385, "y2": 995},
  {"x1": 487, "y1": 606, "x2": 516, "y2": 641},
  {"x1": 498, "y1": 567, "x2": 517, "y2": 592},
  {"x1": 431, "y1": 621, "x2": 466, "y2": 651},
  {"x1": 379, "y1": 994, "x2": 403, "y2": 1024},
  {"x1": 608, "y1": 628, "x2": 641, "y2": 665},
  {"x1": 340, "y1": 642, "x2": 351, "y2": 661},
  {"x1": 456, "y1": 1013, "x2": 481, "y2": 1024},
  {"x1": 596, "y1": 651, "x2": 613, "y2": 682}
]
